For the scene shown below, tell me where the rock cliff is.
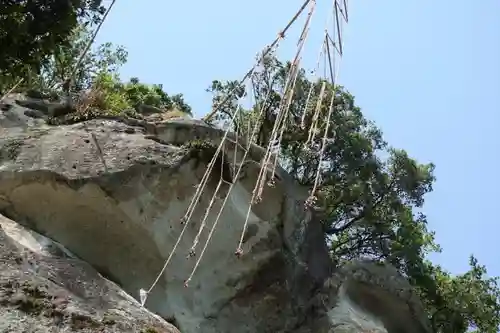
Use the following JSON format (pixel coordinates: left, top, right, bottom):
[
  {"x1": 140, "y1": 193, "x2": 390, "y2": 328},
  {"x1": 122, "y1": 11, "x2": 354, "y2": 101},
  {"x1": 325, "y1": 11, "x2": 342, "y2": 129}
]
[
  {"x1": 0, "y1": 92, "x2": 432, "y2": 332},
  {"x1": 0, "y1": 213, "x2": 180, "y2": 333}
]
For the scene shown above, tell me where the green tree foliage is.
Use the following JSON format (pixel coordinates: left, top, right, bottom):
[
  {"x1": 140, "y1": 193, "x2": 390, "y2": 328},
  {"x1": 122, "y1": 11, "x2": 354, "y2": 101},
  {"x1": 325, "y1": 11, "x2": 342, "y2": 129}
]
[
  {"x1": 1, "y1": 5, "x2": 495, "y2": 327},
  {"x1": 208, "y1": 52, "x2": 500, "y2": 332},
  {"x1": 93, "y1": 74, "x2": 192, "y2": 115},
  {"x1": 0, "y1": 0, "x2": 105, "y2": 88},
  {"x1": 27, "y1": 24, "x2": 128, "y2": 93},
  {"x1": 30, "y1": 23, "x2": 192, "y2": 115},
  {"x1": 421, "y1": 257, "x2": 500, "y2": 332},
  {"x1": 1, "y1": 19, "x2": 192, "y2": 117}
]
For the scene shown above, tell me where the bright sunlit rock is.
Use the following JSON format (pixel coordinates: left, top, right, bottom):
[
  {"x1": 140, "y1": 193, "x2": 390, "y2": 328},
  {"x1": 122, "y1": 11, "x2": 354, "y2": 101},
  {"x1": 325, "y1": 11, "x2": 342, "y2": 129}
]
[{"x1": 328, "y1": 285, "x2": 388, "y2": 333}]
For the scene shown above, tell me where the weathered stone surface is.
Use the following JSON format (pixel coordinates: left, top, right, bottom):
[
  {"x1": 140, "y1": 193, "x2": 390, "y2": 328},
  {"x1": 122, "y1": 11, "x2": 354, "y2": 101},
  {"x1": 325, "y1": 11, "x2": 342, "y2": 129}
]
[
  {"x1": 0, "y1": 213, "x2": 180, "y2": 333},
  {"x1": 0, "y1": 93, "x2": 432, "y2": 333},
  {"x1": 326, "y1": 260, "x2": 432, "y2": 332}
]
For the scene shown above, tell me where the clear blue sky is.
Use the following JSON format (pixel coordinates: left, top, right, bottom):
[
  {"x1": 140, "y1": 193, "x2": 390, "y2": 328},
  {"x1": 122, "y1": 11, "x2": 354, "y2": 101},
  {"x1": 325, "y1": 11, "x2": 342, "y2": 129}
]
[{"x1": 95, "y1": 0, "x2": 500, "y2": 277}]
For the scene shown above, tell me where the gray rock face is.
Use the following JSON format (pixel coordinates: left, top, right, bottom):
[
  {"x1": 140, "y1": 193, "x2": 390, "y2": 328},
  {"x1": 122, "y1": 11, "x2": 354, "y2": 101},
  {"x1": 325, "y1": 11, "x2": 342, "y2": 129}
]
[
  {"x1": 0, "y1": 93, "x2": 432, "y2": 333},
  {"x1": 0, "y1": 214, "x2": 180, "y2": 333}
]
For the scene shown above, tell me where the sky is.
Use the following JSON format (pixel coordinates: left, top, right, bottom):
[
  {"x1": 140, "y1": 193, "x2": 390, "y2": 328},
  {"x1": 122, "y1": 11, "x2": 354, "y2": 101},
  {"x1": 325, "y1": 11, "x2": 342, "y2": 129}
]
[{"x1": 94, "y1": 0, "x2": 500, "y2": 277}]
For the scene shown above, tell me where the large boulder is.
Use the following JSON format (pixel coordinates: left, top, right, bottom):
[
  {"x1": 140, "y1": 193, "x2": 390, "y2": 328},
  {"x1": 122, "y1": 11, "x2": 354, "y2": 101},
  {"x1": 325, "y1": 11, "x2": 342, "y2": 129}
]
[
  {"x1": 0, "y1": 213, "x2": 180, "y2": 333},
  {"x1": 0, "y1": 93, "x2": 432, "y2": 333}
]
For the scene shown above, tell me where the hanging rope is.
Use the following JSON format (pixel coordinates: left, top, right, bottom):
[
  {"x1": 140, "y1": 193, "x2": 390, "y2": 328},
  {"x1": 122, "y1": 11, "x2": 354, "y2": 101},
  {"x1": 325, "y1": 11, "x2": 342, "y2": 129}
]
[
  {"x1": 235, "y1": 0, "x2": 317, "y2": 256},
  {"x1": 305, "y1": 80, "x2": 327, "y2": 147},
  {"x1": 254, "y1": 54, "x2": 305, "y2": 199},
  {"x1": 268, "y1": 58, "x2": 304, "y2": 186},
  {"x1": 301, "y1": 0, "x2": 341, "y2": 146},
  {"x1": 307, "y1": 91, "x2": 337, "y2": 205},
  {"x1": 268, "y1": 4, "x2": 317, "y2": 185},
  {"x1": 253, "y1": 0, "x2": 316, "y2": 200},
  {"x1": 63, "y1": 0, "x2": 118, "y2": 94},
  {"x1": 187, "y1": 141, "x2": 227, "y2": 259},
  {"x1": 140, "y1": 0, "x2": 349, "y2": 303},
  {"x1": 305, "y1": 0, "x2": 347, "y2": 209},
  {"x1": 202, "y1": 0, "x2": 313, "y2": 123},
  {"x1": 300, "y1": 39, "x2": 326, "y2": 129},
  {"x1": 3, "y1": 1, "x2": 117, "y2": 102},
  {"x1": 140, "y1": 98, "x2": 249, "y2": 303},
  {"x1": 146, "y1": 38, "x2": 284, "y2": 293},
  {"x1": 184, "y1": 68, "x2": 277, "y2": 283},
  {"x1": 0, "y1": 78, "x2": 24, "y2": 103}
]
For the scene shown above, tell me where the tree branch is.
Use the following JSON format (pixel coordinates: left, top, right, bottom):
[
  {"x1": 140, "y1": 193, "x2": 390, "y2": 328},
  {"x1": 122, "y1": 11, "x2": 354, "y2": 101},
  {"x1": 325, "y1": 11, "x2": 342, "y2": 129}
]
[{"x1": 325, "y1": 180, "x2": 395, "y2": 235}]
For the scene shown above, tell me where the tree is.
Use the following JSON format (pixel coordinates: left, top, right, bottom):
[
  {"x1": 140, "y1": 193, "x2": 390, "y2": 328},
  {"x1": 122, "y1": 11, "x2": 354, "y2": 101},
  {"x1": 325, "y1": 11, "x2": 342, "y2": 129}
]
[
  {"x1": 207, "y1": 52, "x2": 500, "y2": 332},
  {"x1": 3, "y1": 21, "x2": 192, "y2": 118},
  {"x1": 29, "y1": 24, "x2": 128, "y2": 93},
  {"x1": 0, "y1": 0, "x2": 106, "y2": 91},
  {"x1": 93, "y1": 74, "x2": 192, "y2": 115}
]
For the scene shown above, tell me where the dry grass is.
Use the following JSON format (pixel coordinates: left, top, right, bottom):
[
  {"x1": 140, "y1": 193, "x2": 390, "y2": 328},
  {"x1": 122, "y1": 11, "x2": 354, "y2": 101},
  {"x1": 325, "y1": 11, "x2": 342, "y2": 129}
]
[
  {"x1": 163, "y1": 108, "x2": 190, "y2": 119},
  {"x1": 146, "y1": 107, "x2": 191, "y2": 121},
  {"x1": 73, "y1": 86, "x2": 106, "y2": 115}
]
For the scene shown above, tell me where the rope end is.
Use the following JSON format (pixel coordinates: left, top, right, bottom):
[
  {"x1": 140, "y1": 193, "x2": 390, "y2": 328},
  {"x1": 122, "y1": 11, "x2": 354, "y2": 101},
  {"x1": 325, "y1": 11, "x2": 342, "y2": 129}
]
[
  {"x1": 234, "y1": 248, "x2": 244, "y2": 258},
  {"x1": 139, "y1": 288, "x2": 148, "y2": 307},
  {"x1": 304, "y1": 195, "x2": 317, "y2": 210},
  {"x1": 251, "y1": 195, "x2": 262, "y2": 205},
  {"x1": 187, "y1": 249, "x2": 196, "y2": 259}
]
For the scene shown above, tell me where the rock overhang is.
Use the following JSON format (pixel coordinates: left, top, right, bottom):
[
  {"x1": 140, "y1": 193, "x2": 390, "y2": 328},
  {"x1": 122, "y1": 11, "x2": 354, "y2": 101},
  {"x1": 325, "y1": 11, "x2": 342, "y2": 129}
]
[{"x1": 0, "y1": 93, "x2": 433, "y2": 333}]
